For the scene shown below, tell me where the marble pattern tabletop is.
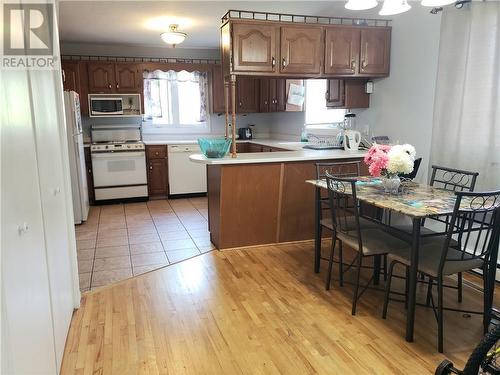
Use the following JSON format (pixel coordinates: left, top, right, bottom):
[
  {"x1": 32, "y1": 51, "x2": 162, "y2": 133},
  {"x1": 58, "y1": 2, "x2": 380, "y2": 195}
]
[{"x1": 306, "y1": 177, "x2": 470, "y2": 219}]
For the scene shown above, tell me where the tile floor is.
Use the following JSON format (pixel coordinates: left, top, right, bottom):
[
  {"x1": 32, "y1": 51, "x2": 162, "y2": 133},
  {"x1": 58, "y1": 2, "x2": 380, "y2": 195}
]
[{"x1": 75, "y1": 197, "x2": 214, "y2": 292}]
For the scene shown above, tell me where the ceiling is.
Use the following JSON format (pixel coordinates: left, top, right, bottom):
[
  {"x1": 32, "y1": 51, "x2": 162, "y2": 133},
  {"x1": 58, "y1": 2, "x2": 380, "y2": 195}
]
[{"x1": 58, "y1": 1, "x2": 392, "y2": 49}]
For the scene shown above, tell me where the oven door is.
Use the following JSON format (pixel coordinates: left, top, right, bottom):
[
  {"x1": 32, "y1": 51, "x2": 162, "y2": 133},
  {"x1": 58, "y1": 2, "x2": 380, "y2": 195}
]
[
  {"x1": 91, "y1": 151, "x2": 147, "y2": 187},
  {"x1": 90, "y1": 98, "x2": 123, "y2": 115}
]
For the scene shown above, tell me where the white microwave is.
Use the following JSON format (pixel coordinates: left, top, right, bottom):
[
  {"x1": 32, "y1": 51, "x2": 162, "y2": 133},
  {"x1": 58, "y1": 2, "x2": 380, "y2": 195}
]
[{"x1": 90, "y1": 97, "x2": 123, "y2": 116}]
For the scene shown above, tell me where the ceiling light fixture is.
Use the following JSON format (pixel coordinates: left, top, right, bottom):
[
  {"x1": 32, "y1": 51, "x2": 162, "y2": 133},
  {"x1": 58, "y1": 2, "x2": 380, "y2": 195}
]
[
  {"x1": 345, "y1": 0, "x2": 378, "y2": 10},
  {"x1": 421, "y1": 0, "x2": 455, "y2": 6},
  {"x1": 160, "y1": 24, "x2": 187, "y2": 47},
  {"x1": 379, "y1": 0, "x2": 411, "y2": 15}
]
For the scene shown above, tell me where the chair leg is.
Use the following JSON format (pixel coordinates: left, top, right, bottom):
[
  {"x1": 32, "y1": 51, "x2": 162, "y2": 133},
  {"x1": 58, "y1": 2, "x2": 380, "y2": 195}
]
[
  {"x1": 457, "y1": 272, "x2": 463, "y2": 303},
  {"x1": 325, "y1": 237, "x2": 337, "y2": 291},
  {"x1": 405, "y1": 267, "x2": 410, "y2": 310},
  {"x1": 382, "y1": 260, "x2": 397, "y2": 319},
  {"x1": 483, "y1": 266, "x2": 490, "y2": 333},
  {"x1": 426, "y1": 277, "x2": 433, "y2": 307},
  {"x1": 383, "y1": 254, "x2": 388, "y2": 281},
  {"x1": 338, "y1": 241, "x2": 344, "y2": 287},
  {"x1": 373, "y1": 255, "x2": 381, "y2": 286},
  {"x1": 351, "y1": 253, "x2": 363, "y2": 315},
  {"x1": 437, "y1": 276, "x2": 444, "y2": 353}
]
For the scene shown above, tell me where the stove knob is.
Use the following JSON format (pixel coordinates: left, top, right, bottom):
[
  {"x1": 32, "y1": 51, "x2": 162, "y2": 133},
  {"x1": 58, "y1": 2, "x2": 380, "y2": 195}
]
[
  {"x1": 127, "y1": 145, "x2": 131, "y2": 148},
  {"x1": 105, "y1": 145, "x2": 109, "y2": 149}
]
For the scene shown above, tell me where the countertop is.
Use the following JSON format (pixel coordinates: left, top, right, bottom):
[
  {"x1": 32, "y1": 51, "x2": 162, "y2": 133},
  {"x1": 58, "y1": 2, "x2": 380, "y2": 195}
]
[{"x1": 188, "y1": 139, "x2": 367, "y2": 165}]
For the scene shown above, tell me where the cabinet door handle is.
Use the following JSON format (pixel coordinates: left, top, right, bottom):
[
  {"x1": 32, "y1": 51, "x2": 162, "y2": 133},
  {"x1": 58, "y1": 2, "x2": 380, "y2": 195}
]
[
  {"x1": 361, "y1": 60, "x2": 367, "y2": 69},
  {"x1": 282, "y1": 58, "x2": 287, "y2": 69},
  {"x1": 325, "y1": 91, "x2": 329, "y2": 100},
  {"x1": 116, "y1": 83, "x2": 119, "y2": 89},
  {"x1": 239, "y1": 101, "x2": 242, "y2": 107},
  {"x1": 271, "y1": 57, "x2": 276, "y2": 68},
  {"x1": 264, "y1": 100, "x2": 268, "y2": 105},
  {"x1": 108, "y1": 83, "x2": 112, "y2": 89},
  {"x1": 351, "y1": 60, "x2": 356, "y2": 71},
  {"x1": 62, "y1": 69, "x2": 66, "y2": 82}
]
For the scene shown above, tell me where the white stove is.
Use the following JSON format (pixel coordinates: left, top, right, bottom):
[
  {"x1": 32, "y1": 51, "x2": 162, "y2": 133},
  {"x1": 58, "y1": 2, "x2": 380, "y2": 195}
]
[
  {"x1": 90, "y1": 126, "x2": 148, "y2": 201},
  {"x1": 91, "y1": 141, "x2": 145, "y2": 152}
]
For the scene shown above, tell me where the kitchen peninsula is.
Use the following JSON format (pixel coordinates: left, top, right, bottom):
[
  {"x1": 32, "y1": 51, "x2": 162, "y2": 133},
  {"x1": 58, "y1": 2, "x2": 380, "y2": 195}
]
[{"x1": 190, "y1": 141, "x2": 367, "y2": 249}]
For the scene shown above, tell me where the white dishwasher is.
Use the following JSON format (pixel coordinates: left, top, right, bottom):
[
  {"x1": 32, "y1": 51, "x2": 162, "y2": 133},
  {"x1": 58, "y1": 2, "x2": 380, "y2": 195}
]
[{"x1": 168, "y1": 144, "x2": 207, "y2": 195}]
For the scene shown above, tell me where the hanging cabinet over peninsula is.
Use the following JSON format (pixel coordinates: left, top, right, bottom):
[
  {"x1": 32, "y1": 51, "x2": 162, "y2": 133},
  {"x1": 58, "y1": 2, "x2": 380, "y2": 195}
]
[{"x1": 222, "y1": 18, "x2": 391, "y2": 79}]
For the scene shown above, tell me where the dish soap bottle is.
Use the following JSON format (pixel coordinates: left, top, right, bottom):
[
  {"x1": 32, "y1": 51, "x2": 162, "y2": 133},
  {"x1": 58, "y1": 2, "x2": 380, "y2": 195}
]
[{"x1": 300, "y1": 126, "x2": 308, "y2": 142}]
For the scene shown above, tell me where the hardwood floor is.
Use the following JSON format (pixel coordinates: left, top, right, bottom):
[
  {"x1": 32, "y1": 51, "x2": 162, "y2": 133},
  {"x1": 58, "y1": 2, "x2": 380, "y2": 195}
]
[{"x1": 62, "y1": 241, "x2": 495, "y2": 374}]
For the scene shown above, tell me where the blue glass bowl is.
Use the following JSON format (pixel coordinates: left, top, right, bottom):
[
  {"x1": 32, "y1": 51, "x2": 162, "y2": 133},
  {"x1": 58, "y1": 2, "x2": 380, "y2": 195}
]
[{"x1": 198, "y1": 138, "x2": 232, "y2": 158}]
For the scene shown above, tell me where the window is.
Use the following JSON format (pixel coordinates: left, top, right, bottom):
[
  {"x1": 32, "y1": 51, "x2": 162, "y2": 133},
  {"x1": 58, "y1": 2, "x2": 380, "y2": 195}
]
[
  {"x1": 305, "y1": 79, "x2": 346, "y2": 129},
  {"x1": 143, "y1": 70, "x2": 209, "y2": 132}
]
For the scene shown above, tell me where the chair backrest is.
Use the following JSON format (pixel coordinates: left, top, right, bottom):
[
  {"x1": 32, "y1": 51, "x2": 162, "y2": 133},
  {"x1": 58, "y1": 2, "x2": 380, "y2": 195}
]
[
  {"x1": 439, "y1": 190, "x2": 500, "y2": 274},
  {"x1": 316, "y1": 161, "x2": 361, "y2": 180},
  {"x1": 400, "y1": 157, "x2": 422, "y2": 180},
  {"x1": 430, "y1": 165, "x2": 479, "y2": 192},
  {"x1": 325, "y1": 173, "x2": 363, "y2": 249}
]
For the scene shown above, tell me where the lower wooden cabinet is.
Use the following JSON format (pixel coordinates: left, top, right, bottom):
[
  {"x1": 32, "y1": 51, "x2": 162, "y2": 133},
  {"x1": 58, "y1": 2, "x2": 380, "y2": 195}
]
[{"x1": 146, "y1": 145, "x2": 168, "y2": 197}]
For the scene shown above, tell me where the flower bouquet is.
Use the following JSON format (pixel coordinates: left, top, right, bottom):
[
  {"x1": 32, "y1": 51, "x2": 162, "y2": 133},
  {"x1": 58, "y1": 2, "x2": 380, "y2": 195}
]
[{"x1": 364, "y1": 144, "x2": 416, "y2": 194}]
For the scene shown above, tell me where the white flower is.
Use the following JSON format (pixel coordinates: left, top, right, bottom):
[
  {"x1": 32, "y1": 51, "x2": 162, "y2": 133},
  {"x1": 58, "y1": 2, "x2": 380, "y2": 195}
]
[
  {"x1": 386, "y1": 145, "x2": 414, "y2": 174},
  {"x1": 400, "y1": 144, "x2": 416, "y2": 160}
]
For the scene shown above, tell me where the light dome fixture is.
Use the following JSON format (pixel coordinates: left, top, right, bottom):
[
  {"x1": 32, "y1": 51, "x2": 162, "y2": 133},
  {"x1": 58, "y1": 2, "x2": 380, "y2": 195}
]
[
  {"x1": 345, "y1": 0, "x2": 378, "y2": 10},
  {"x1": 160, "y1": 24, "x2": 187, "y2": 47},
  {"x1": 379, "y1": 0, "x2": 411, "y2": 15},
  {"x1": 421, "y1": 0, "x2": 455, "y2": 6}
]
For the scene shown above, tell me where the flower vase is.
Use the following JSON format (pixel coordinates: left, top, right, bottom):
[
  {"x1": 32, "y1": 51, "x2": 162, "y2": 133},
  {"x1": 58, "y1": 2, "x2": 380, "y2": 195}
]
[{"x1": 382, "y1": 175, "x2": 401, "y2": 194}]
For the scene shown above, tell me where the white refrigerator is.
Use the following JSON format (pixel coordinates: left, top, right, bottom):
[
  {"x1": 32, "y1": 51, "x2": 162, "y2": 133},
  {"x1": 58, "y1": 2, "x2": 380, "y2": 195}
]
[{"x1": 63, "y1": 91, "x2": 89, "y2": 224}]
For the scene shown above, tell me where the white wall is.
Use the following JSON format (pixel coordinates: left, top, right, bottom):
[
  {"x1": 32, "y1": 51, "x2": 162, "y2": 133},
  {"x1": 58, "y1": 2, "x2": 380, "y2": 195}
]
[{"x1": 356, "y1": 7, "x2": 442, "y2": 181}]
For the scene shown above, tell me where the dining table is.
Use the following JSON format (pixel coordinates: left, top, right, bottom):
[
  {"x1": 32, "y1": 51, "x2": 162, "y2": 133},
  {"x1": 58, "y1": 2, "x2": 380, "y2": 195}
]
[{"x1": 306, "y1": 177, "x2": 500, "y2": 342}]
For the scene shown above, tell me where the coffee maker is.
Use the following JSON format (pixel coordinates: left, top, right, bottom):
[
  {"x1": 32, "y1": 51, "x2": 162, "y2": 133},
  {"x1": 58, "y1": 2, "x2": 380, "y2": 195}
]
[{"x1": 238, "y1": 127, "x2": 253, "y2": 140}]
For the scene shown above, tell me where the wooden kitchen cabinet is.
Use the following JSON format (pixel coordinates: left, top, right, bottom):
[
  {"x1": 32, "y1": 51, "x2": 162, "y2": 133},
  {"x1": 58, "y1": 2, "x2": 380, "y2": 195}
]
[
  {"x1": 211, "y1": 65, "x2": 227, "y2": 113},
  {"x1": 87, "y1": 62, "x2": 115, "y2": 93},
  {"x1": 259, "y1": 78, "x2": 286, "y2": 112},
  {"x1": 326, "y1": 79, "x2": 369, "y2": 109},
  {"x1": 62, "y1": 60, "x2": 89, "y2": 116},
  {"x1": 146, "y1": 145, "x2": 168, "y2": 197},
  {"x1": 360, "y1": 27, "x2": 391, "y2": 76},
  {"x1": 280, "y1": 26, "x2": 323, "y2": 74},
  {"x1": 324, "y1": 26, "x2": 360, "y2": 75},
  {"x1": 88, "y1": 62, "x2": 142, "y2": 94},
  {"x1": 115, "y1": 63, "x2": 141, "y2": 93},
  {"x1": 237, "y1": 77, "x2": 260, "y2": 113},
  {"x1": 326, "y1": 79, "x2": 345, "y2": 108},
  {"x1": 232, "y1": 23, "x2": 278, "y2": 73}
]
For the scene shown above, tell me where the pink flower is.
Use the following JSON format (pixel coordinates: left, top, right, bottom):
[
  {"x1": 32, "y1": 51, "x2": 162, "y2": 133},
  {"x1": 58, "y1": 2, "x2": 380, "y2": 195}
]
[{"x1": 364, "y1": 144, "x2": 391, "y2": 177}]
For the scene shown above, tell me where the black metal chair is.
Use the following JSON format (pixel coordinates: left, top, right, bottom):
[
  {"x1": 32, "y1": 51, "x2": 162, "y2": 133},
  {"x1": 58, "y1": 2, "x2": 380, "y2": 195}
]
[
  {"x1": 391, "y1": 165, "x2": 480, "y2": 302},
  {"x1": 399, "y1": 157, "x2": 422, "y2": 180},
  {"x1": 383, "y1": 189, "x2": 500, "y2": 352},
  {"x1": 324, "y1": 174, "x2": 411, "y2": 315},
  {"x1": 315, "y1": 162, "x2": 380, "y2": 283}
]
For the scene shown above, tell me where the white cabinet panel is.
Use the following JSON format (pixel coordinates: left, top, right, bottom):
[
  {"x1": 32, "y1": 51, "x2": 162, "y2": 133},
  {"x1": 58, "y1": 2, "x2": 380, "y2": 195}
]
[
  {"x1": 30, "y1": 71, "x2": 78, "y2": 369},
  {"x1": 1, "y1": 71, "x2": 57, "y2": 374}
]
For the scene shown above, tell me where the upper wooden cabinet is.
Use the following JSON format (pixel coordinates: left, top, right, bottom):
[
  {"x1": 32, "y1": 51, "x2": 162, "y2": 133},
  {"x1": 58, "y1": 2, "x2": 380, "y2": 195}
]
[
  {"x1": 223, "y1": 19, "x2": 391, "y2": 78},
  {"x1": 87, "y1": 62, "x2": 142, "y2": 94},
  {"x1": 88, "y1": 63, "x2": 115, "y2": 93},
  {"x1": 326, "y1": 79, "x2": 369, "y2": 109},
  {"x1": 237, "y1": 77, "x2": 260, "y2": 113},
  {"x1": 61, "y1": 60, "x2": 89, "y2": 116},
  {"x1": 359, "y1": 27, "x2": 391, "y2": 76},
  {"x1": 232, "y1": 23, "x2": 278, "y2": 73},
  {"x1": 115, "y1": 64, "x2": 141, "y2": 93},
  {"x1": 324, "y1": 27, "x2": 360, "y2": 75},
  {"x1": 259, "y1": 78, "x2": 286, "y2": 112},
  {"x1": 280, "y1": 26, "x2": 323, "y2": 74}
]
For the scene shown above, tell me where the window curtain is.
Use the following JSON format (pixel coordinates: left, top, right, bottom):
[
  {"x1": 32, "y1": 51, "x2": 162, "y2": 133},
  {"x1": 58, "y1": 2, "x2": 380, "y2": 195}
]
[
  {"x1": 430, "y1": 3, "x2": 500, "y2": 190},
  {"x1": 143, "y1": 70, "x2": 208, "y2": 122}
]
